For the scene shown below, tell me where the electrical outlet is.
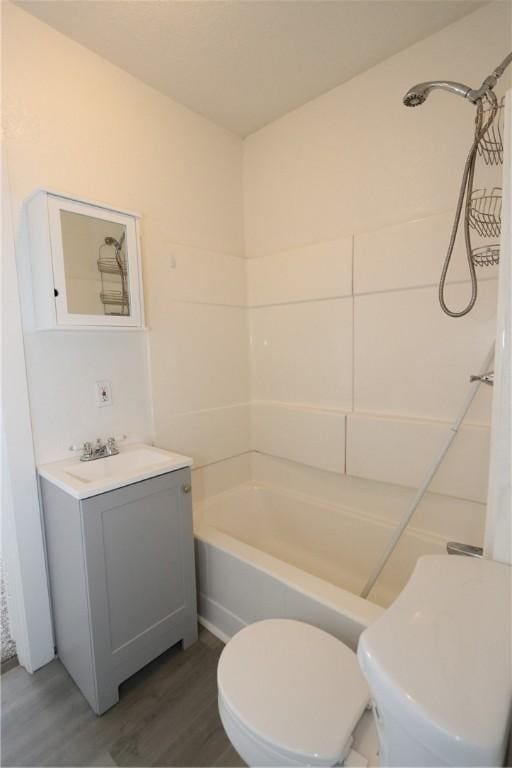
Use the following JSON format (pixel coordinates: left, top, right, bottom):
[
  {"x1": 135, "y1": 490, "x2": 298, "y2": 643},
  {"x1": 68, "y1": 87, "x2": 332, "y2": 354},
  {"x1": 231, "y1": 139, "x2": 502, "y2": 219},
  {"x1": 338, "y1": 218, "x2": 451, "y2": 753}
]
[{"x1": 95, "y1": 380, "x2": 113, "y2": 408}]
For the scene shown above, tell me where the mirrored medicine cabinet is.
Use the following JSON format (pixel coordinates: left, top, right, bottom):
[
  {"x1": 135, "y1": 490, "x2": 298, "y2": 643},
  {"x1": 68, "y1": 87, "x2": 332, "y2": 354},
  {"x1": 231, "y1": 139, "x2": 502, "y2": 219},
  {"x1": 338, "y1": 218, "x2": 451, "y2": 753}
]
[{"x1": 25, "y1": 190, "x2": 145, "y2": 330}]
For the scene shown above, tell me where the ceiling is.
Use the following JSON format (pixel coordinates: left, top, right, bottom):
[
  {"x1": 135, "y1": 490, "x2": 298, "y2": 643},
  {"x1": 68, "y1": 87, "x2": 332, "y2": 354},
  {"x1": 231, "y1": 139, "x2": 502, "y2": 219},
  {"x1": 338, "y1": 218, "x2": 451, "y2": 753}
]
[{"x1": 16, "y1": 0, "x2": 485, "y2": 137}]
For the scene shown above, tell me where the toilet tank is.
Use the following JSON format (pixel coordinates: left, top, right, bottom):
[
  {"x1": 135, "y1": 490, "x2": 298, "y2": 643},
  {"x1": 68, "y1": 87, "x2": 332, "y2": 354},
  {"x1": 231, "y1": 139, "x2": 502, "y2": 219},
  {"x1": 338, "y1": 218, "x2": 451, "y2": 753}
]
[{"x1": 357, "y1": 555, "x2": 512, "y2": 767}]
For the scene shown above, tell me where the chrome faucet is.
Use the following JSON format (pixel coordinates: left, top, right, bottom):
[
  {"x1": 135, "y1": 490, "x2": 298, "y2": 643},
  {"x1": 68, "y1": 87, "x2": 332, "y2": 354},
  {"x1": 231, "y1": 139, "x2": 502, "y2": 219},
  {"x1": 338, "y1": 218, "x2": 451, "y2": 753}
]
[{"x1": 80, "y1": 437, "x2": 119, "y2": 462}]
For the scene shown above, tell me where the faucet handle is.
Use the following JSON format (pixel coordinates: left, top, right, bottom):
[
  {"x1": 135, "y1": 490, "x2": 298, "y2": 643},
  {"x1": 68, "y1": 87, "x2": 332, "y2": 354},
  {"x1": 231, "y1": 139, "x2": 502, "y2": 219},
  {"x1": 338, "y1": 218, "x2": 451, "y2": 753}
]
[
  {"x1": 82, "y1": 441, "x2": 93, "y2": 458},
  {"x1": 106, "y1": 436, "x2": 120, "y2": 455},
  {"x1": 469, "y1": 370, "x2": 494, "y2": 386}
]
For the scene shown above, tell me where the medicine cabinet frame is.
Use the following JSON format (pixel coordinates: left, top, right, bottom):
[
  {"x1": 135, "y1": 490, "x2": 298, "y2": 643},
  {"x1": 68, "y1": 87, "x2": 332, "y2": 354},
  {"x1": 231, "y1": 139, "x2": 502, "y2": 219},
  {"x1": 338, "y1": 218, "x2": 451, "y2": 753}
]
[{"x1": 25, "y1": 189, "x2": 145, "y2": 330}]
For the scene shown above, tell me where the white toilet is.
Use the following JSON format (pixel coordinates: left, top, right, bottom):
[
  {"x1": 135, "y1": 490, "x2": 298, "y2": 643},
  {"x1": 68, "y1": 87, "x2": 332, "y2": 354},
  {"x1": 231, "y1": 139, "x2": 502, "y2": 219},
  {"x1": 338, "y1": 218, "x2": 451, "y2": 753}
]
[{"x1": 217, "y1": 555, "x2": 511, "y2": 767}]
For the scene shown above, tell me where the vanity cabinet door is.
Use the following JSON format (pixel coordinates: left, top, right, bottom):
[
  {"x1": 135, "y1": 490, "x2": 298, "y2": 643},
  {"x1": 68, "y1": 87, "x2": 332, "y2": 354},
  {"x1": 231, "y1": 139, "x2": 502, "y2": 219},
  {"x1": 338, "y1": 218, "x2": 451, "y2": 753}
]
[{"x1": 81, "y1": 468, "x2": 197, "y2": 710}]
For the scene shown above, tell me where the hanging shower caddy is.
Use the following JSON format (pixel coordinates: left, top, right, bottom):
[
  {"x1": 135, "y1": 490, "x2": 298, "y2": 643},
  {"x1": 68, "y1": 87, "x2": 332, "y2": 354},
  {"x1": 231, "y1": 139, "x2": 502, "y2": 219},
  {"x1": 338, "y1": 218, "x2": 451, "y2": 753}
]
[
  {"x1": 477, "y1": 95, "x2": 505, "y2": 165},
  {"x1": 97, "y1": 242, "x2": 130, "y2": 315},
  {"x1": 470, "y1": 96, "x2": 505, "y2": 269},
  {"x1": 469, "y1": 187, "x2": 502, "y2": 238}
]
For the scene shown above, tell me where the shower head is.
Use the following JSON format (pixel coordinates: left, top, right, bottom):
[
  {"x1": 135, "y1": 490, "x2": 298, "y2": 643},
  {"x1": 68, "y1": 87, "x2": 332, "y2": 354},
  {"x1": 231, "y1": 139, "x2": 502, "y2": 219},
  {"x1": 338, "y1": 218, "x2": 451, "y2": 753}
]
[
  {"x1": 403, "y1": 80, "x2": 473, "y2": 107},
  {"x1": 104, "y1": 231, "x2": 126, "y2": 249},
  {"x1": 403, "y1": 52, "x2": 512, "y2": 108}
]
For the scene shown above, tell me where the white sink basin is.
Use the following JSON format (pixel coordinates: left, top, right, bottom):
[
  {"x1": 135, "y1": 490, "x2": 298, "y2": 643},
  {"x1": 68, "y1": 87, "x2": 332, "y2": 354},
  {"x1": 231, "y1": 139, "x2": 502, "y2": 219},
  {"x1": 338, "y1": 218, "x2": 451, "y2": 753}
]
[{"x1": 38, "y1": 443, "x2": 193, "y2": 499}]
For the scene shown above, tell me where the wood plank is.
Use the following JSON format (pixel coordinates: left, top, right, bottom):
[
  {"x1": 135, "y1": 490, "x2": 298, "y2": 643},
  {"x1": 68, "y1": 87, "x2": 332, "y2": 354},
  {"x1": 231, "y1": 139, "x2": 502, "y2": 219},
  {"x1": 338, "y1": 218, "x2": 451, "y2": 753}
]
[{"x1": 1, "y1": 628, "x2": 245, "y2": 767}]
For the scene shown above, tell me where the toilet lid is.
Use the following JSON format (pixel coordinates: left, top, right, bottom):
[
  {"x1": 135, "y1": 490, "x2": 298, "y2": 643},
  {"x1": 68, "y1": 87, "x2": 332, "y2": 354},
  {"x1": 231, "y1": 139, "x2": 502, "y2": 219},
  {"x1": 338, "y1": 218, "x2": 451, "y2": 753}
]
[{"x1": 217, "y1": 619, "x2": 370, "y2": 765}]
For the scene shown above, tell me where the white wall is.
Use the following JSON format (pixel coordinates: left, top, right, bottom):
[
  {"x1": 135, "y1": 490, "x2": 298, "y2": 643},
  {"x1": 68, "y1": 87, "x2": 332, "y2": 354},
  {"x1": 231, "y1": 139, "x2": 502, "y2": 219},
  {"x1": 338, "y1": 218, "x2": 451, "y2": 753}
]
[
  {"x1": 3, "y1": 3, "x2": 249, "y2": 493},
  {"x1": 244, "y1": 2, "x2": 510, "y2": 511}
]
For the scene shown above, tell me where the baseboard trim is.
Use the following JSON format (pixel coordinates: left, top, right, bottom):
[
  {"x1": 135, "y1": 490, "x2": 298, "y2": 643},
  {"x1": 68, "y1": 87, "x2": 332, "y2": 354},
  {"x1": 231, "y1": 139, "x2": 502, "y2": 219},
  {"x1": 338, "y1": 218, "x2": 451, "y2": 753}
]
[{"x1": 198, "y1": 615, "x2": 231, "y2": 645}]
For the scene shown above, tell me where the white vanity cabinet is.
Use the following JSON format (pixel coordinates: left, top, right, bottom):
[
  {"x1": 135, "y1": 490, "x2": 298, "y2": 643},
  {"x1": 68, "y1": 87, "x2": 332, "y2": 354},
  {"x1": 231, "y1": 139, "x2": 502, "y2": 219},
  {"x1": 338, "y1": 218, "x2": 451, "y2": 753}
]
[
  {"x1": 25, "y1": 189, "x2": 144, "y2": 330},
  {"x1": 40, "y1": 467, "x2": 198, "y2": 714}
]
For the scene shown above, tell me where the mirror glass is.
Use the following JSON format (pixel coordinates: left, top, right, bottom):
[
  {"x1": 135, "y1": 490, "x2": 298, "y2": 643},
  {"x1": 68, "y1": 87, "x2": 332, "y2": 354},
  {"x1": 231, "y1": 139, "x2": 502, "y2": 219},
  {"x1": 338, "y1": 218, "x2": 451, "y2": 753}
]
[{"x1": 60, "y1": 210, "x2": 130, "y2": 316}]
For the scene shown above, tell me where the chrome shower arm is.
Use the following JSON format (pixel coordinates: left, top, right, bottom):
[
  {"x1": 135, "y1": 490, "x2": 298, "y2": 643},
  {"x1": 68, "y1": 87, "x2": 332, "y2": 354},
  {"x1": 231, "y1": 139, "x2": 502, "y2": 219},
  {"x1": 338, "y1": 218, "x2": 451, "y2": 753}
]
[
  {"x1": 403, "y1": 80, "x2": 472, "y2": 105},
  {"x1": 403, "y1": 51, "x2": 512, "y2": 107},
  {"x1": 467, "y1": 51, "x2": 512, "y2": 102},
  {"x1": 419, "y1": 80, "x2": 472, "y2": 99},
  {"x1": 492, "y1": 51, "x2": 512, "y2": 80}
]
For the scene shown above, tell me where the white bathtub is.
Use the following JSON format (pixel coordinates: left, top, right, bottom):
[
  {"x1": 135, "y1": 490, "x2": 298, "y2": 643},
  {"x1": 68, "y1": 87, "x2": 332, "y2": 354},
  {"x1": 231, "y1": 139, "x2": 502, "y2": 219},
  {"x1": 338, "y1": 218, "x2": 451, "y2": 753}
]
[{"x1": 194, "y1": 481, "x2": 457, "y2": 649}]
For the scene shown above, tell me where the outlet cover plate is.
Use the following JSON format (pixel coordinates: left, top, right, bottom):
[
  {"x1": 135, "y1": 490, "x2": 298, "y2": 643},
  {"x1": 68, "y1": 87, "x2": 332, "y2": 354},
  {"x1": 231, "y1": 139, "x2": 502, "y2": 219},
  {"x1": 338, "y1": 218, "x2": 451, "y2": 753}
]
[{"x1": 95, "y1": 380, "x2": 112, "y2": 408}]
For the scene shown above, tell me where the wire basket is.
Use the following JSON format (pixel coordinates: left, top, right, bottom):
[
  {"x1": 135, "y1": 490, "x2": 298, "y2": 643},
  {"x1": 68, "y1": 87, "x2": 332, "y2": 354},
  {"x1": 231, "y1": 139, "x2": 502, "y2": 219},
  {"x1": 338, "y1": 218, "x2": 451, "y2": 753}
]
[
  {"x1": 97, "y1": 255, "x2": 128, "y2": 276},
  {"x1": 469, "y1": 187, "x2": 502, "y2": 238},
  {"x1": 472, "y1": 244, "x2": 500, "y2": 267},
  {"x1": 100, "y1": 290, "x2": 130, "y2": 315},
  {"x1": 478, "y1": 96, "x2": 505, "y2": 166}
]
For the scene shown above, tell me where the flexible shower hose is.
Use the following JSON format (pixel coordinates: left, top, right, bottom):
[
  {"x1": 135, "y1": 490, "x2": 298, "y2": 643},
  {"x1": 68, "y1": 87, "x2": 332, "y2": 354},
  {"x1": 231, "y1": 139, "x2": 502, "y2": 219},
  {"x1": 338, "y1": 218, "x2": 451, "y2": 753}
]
[{"x1": 439, "y1": 91, "x2": 498, "y2": 317}]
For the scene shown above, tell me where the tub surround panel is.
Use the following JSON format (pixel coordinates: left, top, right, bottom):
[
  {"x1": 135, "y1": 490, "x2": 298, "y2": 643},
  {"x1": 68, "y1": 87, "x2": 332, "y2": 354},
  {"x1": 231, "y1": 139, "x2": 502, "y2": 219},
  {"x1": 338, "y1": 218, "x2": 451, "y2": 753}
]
[
  {"x1": 247, "y1": 221, "x2": 495, "y2": 502},
  {"x1": 347, "y1": 414, "x2": 490, "y2": 504},
  {"x1": 149, "y1": 303, "x2": 249, "y2": 415},
  {"x1": 145, "y1": 241, "x2": 246, "y2": 309},
  {"x1": 354, "y1": 281, "x2": 497, "y2": 424},
  {"x1": 250, "y1": 452, "x2": 485, "y2": 545},
  {"x1": 146, "y1": 238, "x2": 250, "y2": 485},
  {"x1": 251, "y1": 402, "x2": 346, "y2": 474},
  {"x1": 353, "y1": 211, "x2": 499, "y2": 295},
  {"x1": 250, "y1": 298, "x2": 353, "y2": 409},
  {"x1": 243, "y1": 1, "x2": 506, "y2": 516},
  {"x1": 247, "y1": 237, "x2": 352, "y2": 306},
  {"x1": 155, "y1": 404, "x2": 251, "y2": 469},
  {"x1": 192, "y1": 454, "x2": 252, "y2": 508}
]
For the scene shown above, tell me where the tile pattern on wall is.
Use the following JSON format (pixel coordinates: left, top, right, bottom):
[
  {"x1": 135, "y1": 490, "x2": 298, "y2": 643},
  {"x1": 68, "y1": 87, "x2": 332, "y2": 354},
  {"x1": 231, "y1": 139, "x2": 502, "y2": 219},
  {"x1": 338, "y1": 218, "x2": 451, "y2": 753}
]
[
  {"x1": 159, "y1": 404, "x2": 251, "y2": 468},
  {"x1": 250, "y1": 452, "x2": 486, "y2": 545},
  {"x1": 250, "y1": 297, "x2": 352, "y2": 409},
  {"x1": 346, "y1": 414, "x2": 490, "y2": 504},
  {"x1": 149, "y1": 242, "x2": 251, "y2": 471},
  {"x1": 354, "y1": 280, "x2": 496, "y2": 423},
  {"x1": 248, "y1": 238, "x2": 353, "y2": 475},
  {"x1": 251, "y1": 401, "x2": 346, "y2": 474},
  {"x1": 248, "y1": 237, "x2": 352, "y2": 306},
  {"x1": 192, "y1": 454, "x2": 252, "y2": 508},
  {"x1": 248, "y1": 211, "x2": 497, "y2": 503},
  {"x1": 354, "y1": 211, "x2": 499, "y2": 295}
]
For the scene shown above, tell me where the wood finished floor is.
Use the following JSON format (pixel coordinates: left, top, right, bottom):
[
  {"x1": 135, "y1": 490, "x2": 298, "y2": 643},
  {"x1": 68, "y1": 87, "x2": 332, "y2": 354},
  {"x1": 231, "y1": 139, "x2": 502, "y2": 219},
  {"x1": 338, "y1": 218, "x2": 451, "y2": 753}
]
[{"x1": 1, "y1": 626, "x2": 244, "y2": 768}]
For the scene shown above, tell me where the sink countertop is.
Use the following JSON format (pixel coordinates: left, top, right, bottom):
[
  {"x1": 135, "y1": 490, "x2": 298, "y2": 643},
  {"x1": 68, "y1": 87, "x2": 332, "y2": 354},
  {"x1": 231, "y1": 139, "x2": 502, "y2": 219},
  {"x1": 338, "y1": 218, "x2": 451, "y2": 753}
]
[{"x1": 38, "y1": 443, "x2": 193, "y2": 500}]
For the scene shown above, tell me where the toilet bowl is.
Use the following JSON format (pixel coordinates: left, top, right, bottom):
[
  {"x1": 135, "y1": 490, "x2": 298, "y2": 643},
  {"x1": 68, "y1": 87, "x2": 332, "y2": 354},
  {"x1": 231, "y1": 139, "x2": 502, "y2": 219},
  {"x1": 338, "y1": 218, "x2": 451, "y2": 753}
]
[
  {"x1": 217, "y1": 555, "x2": 512, "y2": 767},
  {"x1": 218, "y1": 619, "x2": 371, "y2": 766}
]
